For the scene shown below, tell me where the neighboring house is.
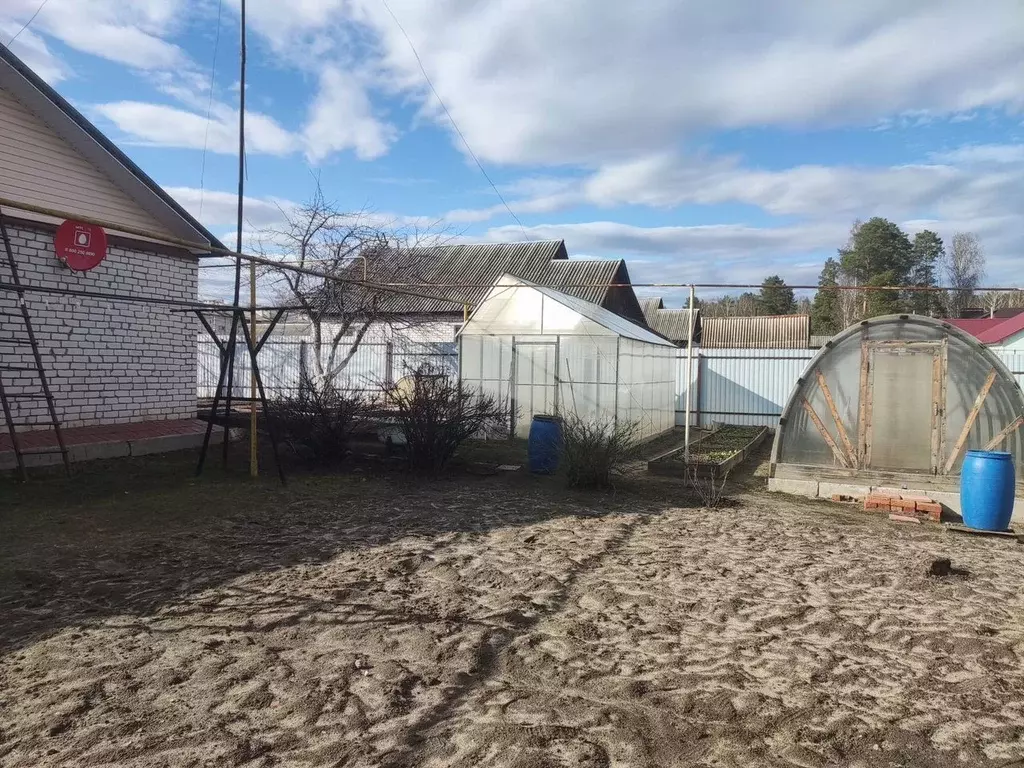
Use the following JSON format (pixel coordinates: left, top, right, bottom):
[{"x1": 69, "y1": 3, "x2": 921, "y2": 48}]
[
  {"x1": 310, "y1": 240, "x2": 649, "y2": 343},
  {"x1": 0, "y1": 47, "x2": 220, "y2": 430},
  {"x1": 946, "y1": 312, "x2": 1024, "y2": 351},
  {"x1": 701, "y1": 315, "x2": 811, "y2": 349},
  {"x1": 638, "y1": 297, "x2": 700, "y2": 346}
]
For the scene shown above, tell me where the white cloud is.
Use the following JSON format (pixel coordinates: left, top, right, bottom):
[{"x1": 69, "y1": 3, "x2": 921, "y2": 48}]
[
  {"x1": 165, "y1": 187, "x2": 297, "y2": 230},
  {"x1": 929, "y1": 144, "x2": 1024, "y2": 165},
  {"x1": 95, "y1": 101, "x2": 299, "y2": 155},
  {"x1": 0, "y1": 24, "x2": 66, "y2": 83},
  {"x1": 344, "y1": 0, "x2": 1024, "y2": 165},
  {"x1": 1, "y1": 0, "x2": 191, "y2": 70},
  {"x1": 303, "y1": 66, "x2": 396, "y2": 162}
]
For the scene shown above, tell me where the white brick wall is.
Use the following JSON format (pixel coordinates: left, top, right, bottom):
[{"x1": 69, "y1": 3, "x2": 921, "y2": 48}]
[{"x1": 0, "y1": 221, "x2": 198, "y2": 430}]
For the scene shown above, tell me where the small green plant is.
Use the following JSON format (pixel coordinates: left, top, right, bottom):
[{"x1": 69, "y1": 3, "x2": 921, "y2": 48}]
[{"x1": 561, "y1": 414, "x2": 640, "y2": 489}]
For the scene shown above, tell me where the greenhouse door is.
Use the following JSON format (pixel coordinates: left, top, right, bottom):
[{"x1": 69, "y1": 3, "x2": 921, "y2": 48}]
[
  {"x1": 862, "y1": 341, "x2": 945, "y2": 473},
  {"x1": 513, "y1": 341, "x2": 558, "y2": 438}
]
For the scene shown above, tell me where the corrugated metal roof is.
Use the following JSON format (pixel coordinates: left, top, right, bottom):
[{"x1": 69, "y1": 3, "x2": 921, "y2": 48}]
[
  {"x1": 311, "y1": 240, "x2": 648, "y2": 327},
  {"x1": 646, "y1": 308, "x2": 699, "y2": 345},
  {"x1": 701, "y1": 315, "x2": 810, "y2": 349},
  {"x1": 639, "y1": 297, "x2": 664, "y2": 326}
]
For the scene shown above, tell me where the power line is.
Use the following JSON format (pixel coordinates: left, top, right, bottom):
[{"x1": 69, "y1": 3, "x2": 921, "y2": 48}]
[
  {"x1": 5, "y1": 0, "x2": 51, "y2": 47},
  {"x1": 198, "y1": 0, "x2": 225, "y2": 220},
  {"x1": 378, "y1": 0, "x2": 527, "y2": 236}
]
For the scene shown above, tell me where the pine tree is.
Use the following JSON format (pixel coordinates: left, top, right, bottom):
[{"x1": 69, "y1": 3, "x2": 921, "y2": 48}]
[
  {"x1": 810, "y1": 257, "x2": 841, "y2": 335},
  {"x1": 758, "y1": 275, "x2": 796, "y2": 315},
  {"x1": 908, "y1": 230, "x2": 943, "y2": 315}
]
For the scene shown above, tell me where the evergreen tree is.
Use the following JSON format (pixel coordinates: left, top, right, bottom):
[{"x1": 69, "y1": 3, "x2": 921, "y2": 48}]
[
  {"x1": 758, "y1": 275, "x2": 796, "y2": 315},
  {"x1": 839, "y1": 217, "x2": 913, "y2": 318},
  {"x1": 908, "y1": 230, "x2": 943, "y2": 315},
  {"x1": 810, "y1": 257, "x2": 841, "y2": 335}
]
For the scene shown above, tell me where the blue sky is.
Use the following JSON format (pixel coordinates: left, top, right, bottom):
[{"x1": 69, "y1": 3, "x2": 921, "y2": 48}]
[{"x1": 3, "y1": 0, "x2": 1023, "y2": 305}]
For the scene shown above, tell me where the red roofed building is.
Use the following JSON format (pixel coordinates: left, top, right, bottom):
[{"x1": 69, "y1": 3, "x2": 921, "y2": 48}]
[{"x1": 946, "y1": 309, "x2": 1024, "y2": 350}]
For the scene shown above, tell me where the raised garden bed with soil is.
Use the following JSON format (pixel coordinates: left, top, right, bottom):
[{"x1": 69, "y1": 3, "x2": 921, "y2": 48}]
[{"x1": 648, "y1": 425, "x2": 769, "y2": 477}]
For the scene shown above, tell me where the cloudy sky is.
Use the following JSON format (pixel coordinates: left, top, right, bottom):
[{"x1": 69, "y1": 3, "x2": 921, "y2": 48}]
[{"x1": 3, "y1": 0, "x2": 1023, "y2": 304}]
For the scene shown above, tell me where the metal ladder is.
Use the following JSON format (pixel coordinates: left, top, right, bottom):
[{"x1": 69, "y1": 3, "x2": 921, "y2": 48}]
[{"x1": 0, "y1": 208, "x2": 70, "y2": 479}]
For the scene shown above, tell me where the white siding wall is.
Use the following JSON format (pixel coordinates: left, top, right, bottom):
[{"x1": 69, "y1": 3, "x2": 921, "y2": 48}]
[
  {"x1": 1, "y1": 221, "x2": 197, "y2": 429},
  {"x1": 0, "y1": 87, "x2": 176, "y2": 238}
]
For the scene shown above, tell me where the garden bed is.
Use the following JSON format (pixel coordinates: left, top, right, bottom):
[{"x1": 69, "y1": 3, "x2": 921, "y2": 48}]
[{"x1": 648, "y1": 424, "x2": 769, "y2": 477}]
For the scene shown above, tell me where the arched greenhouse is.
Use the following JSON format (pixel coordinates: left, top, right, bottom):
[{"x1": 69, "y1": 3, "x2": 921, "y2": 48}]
[{"x1": 769, "y1": 315, "x2": 1024, "y2": 509}]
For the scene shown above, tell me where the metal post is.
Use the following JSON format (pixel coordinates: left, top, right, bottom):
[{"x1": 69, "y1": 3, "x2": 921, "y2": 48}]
[
  {"x1": 684, "y1": 284, "x2": 696, "y2": 461},
  {"x1": 235, "y1": 0, "x2": 257, "y2": 478}
]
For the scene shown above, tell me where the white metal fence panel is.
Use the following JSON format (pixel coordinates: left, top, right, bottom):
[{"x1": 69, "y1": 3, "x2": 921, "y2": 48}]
[
  {"x1": 997, "y1": 350, "x2": 1024, "y2": 390},
  {"x1": 675, "y1": 347, "x2": 817, "y2": 427}
]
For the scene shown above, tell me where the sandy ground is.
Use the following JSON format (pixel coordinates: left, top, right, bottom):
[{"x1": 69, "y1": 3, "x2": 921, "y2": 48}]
[{"x1": 3, "y1": 469, "x2": 1024, "y2": 767}]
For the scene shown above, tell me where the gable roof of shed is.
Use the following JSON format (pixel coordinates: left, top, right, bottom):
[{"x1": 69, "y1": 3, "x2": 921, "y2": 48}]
[
  {"x1": 313, "y1": 240, "x2": 649, "y2": 326},
  {"x1": 0, "y1": 46, "x2": 221, "y2": 250}
]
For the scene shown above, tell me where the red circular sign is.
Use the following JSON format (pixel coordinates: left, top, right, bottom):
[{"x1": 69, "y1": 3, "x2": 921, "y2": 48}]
[{"x1": 55, "y1": 220, "x2": 108, "y2": 271}]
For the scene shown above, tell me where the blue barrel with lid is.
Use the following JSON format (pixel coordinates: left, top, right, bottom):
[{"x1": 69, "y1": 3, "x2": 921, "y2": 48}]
[
  {"x1": 960, "y1": 450, "x2": 1015, "y2": 531},
  {"x1": 528, "y1": 415, "x2": 563, "y2": 474}
]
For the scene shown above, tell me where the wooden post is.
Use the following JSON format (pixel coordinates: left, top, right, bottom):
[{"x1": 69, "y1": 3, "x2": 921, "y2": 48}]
[
  {"x1": 944, "y1": 368, "x2": 997, "y2": 474},
  {"x1": 985, "y1": 415, "x2": 1024, "y2": 451},
  {"x1": 802, "y1": 397, "x2": 850, "y2": 468},
  {"x1": 856, "y1": 334, "x2": 870, "y2": 465},
  {"x1": 815, "y1": 368, "x2": 855, "y2": 466}
]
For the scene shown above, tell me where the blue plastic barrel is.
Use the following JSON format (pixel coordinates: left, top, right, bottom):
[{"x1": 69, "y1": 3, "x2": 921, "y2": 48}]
[
  {"x1": 528, "y1": 415, "x2": 563, "y2": 474},
  {"x1": 960, "y1": 450, "x2": 1015, "y2": 531}
]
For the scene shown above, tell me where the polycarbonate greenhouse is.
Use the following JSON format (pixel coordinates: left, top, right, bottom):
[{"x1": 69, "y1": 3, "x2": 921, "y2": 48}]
[
  {"x1": 459, "y1": 274, "x2": 677, "y2": 440},
  {"x1": 770, "y1": 315, "x2": 1024, "y2": 496}
]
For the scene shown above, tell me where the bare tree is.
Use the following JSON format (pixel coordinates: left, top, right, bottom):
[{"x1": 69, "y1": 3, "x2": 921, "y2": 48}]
[
  {"x1": 255, "y1": 184, "x2": 447, "y2": 384},
  {"x1": 943, "y1": 232, "x2": 985, "y2": 318}
]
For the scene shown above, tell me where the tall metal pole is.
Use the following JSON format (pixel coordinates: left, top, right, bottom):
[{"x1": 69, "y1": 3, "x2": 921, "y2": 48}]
[
  {"x1": 683, "y1": 284, "x2": 696, "y2": 462},
  {"x1": 235, "y1": 0, "x2": 258, "y2": 478}
]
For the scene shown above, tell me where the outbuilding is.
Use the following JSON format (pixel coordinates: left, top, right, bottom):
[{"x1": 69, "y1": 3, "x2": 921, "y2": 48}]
[{"x1": 459, "y1": 274, "x2": 677, "y2": 440}]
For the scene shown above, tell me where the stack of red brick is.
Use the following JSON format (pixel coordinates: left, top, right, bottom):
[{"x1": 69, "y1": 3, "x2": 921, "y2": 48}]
[{"x1": 863, "y1": 492, "x2": 942, "y2": 522}]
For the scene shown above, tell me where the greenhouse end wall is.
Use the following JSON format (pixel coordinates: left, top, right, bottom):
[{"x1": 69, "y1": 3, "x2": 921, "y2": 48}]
[{"x1": 459, "y1": 277, "x2": 676, "y2": 442}]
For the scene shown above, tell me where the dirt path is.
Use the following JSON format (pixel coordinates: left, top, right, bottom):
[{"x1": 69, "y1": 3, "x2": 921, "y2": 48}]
[{"x1": 2, "y1": 480, "x2": 1024, "y2": 767}]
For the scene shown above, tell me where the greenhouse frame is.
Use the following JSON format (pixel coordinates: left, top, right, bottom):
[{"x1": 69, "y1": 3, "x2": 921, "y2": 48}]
[
  {"x1": 769, "y1": 315, "x2": 1024, "y2": 510},
  {"x1": 459, "y1": 275, "x2": 677, "y2": 440}
]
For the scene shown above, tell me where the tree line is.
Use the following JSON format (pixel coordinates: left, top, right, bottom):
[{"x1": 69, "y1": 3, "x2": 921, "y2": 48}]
[{"x1": 692, "y1": 218, "x2": 998, "y2": 335}]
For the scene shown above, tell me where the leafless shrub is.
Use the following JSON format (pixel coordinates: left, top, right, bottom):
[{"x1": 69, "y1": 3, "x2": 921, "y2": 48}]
[
  {"x1": 686, "y1": 459, "x2": 731, "y2": 508},
  {"x1": 274, "y1": 371, "x2": 371, "y2": 466},
  {"x1": 382, "y1": 366, "x2": 512, "y2": 474},
  {"x1": 561, "y1": 414, "x2": 641, "y2": 489}
]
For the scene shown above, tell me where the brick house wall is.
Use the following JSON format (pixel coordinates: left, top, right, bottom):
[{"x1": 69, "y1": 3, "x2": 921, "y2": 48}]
[{"x1": 0, "y1": 220, "x2": 197, "y2": 430}]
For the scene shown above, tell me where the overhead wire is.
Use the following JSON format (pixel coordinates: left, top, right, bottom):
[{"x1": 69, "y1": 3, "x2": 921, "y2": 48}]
[
  {"x1": 378, "y1": 0, "x2": 527, "y2": 237},
  {"x1": 4, "y1": 0, "x2": 50, "y2": 47}
]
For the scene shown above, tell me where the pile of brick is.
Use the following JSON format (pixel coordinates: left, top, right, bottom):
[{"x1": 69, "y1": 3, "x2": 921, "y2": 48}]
[{"x1": 863, "y1": 492, "x2": 942, "y2": 522}]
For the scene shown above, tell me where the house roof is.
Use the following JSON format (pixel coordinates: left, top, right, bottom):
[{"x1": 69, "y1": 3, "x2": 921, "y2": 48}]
[
  {"x1": 637, "y1": 296, "x2": 699, "y2": 345},
  {"x1": 946, "y1": 313, "x2": 1024, "y2": 344},
  {"x1": 312, "y1": 240, "x2": 649, "y2": 327},
  {"x1": 0, "y1": 46, "x2": 222, "y2": 250},
  {"x1": 701, "y1": 315, "x2": 810, "y2": 349},
  {"x1": 463, "y1": 274, "x2": 676, "y2": 347}
]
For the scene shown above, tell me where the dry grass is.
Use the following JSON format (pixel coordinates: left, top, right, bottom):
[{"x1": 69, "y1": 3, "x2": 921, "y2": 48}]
[{"x1": 2, "y1": 449, "x2": 1024, "y2": 767}]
